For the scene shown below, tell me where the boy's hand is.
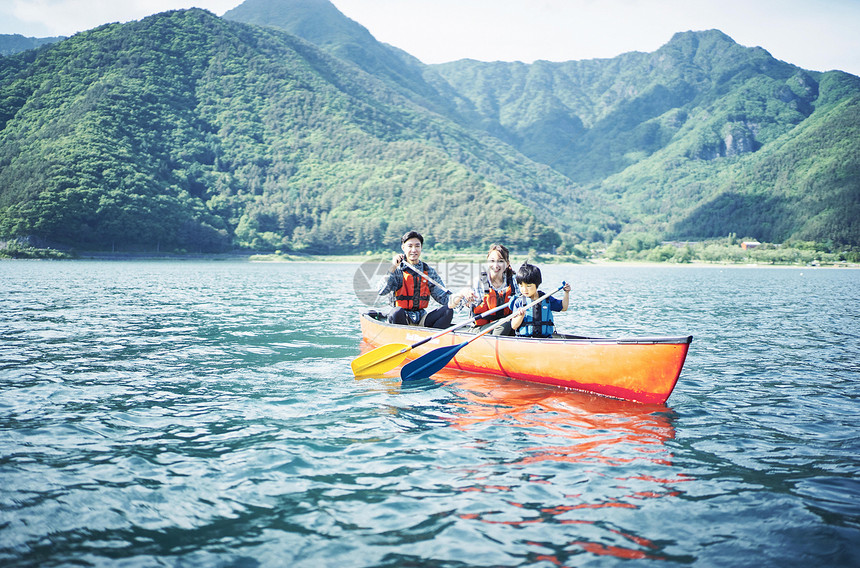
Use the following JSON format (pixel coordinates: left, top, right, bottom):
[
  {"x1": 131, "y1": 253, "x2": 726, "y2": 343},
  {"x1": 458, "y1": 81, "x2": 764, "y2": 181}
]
[{"x1": 562, "y1": 282, "x2": 571, "y2": 292}]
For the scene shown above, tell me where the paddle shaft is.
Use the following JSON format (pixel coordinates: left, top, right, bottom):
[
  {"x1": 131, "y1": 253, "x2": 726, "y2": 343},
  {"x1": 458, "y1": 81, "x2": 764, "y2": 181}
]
[
  {"x1": 400, "y1": 283, "x2": 566, "y2": 381},
  {"x1": 351, "y1": 301, "x2": 509, "y2": 377},
  {"x1": 463, "y1": 283, "x2": 566, "y2": 345},
  {"x1": 410, "y1": 301, "x2": 509, "y2": 350},
  {"x1": 399, "y1": 261, "x2": 451, "y2": 294}
]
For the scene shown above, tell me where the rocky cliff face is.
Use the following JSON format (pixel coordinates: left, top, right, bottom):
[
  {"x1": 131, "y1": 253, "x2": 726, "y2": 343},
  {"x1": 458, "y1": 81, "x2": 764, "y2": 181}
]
[
  {"x1": 688, "y1": 121, "x2": 759, "y2": 160},
  {"x1": 723, "y1": 122, "x2": 758, "y2": 157}
]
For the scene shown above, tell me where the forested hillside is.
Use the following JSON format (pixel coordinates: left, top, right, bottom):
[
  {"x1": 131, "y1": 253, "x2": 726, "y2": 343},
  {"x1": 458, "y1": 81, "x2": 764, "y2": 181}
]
[
  {"x1": 223, "y1": 0, "x2": 470, "y2": 119},
  {"x1": 1, "y1": 0, "x2": 859, "y2": 254},
  {"x1": 0, "y1": 9, "x2": 571, "y2": 253},
  {"x1": 431, "y1": 31, "x2": 860, "y2": 244},
  {"x1": 228, "y1": 0, "x2": 860, "y2": 248}
]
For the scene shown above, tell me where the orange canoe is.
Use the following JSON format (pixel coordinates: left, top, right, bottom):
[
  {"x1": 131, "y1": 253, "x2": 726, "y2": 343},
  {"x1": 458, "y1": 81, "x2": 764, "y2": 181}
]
[{"x1": 359, "y1": 312, "x2": 692, "y2": 404}]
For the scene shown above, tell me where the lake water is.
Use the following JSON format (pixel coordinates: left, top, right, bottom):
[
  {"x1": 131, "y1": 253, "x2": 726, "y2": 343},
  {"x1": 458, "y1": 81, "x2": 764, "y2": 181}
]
[{"x1": 1, "y1": 260, "x2": 858, "y2": 567}]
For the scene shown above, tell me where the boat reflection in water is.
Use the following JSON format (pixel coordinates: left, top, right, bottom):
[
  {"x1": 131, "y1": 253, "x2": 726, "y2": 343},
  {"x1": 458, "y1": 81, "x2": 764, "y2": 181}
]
[{"x1": 405, "y1": 366, "x2": 692, "y2": 563}]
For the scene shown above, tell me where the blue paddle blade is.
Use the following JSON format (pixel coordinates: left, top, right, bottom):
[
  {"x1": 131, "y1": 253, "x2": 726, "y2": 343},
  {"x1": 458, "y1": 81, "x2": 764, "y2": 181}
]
[{"x1": 401, "y1": 342, "x2": 467, "y2": 381}]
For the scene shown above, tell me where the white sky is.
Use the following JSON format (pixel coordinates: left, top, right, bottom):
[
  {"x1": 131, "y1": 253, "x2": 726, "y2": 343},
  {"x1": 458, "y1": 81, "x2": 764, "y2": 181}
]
[{"x1": 1, "y1": 0, "x2": 859, "y2": 76}]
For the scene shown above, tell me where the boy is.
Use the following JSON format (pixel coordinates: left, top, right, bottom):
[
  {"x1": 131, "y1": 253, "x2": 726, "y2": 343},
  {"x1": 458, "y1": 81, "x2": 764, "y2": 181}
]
[{"x1": 509, "y1": 263, "x2": 571, "y2": 338}]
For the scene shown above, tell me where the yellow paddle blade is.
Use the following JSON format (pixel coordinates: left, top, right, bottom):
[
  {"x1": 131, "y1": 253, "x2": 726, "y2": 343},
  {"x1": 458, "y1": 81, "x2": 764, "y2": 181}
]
[{"x1": 351, "y1": 343, "x2": 411, "y2": 377}]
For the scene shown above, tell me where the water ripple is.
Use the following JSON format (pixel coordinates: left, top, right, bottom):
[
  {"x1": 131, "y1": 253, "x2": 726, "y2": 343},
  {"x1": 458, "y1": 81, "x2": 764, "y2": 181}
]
[{"x1": 1, "y1": 261, "x2": 858, "y2": 567}]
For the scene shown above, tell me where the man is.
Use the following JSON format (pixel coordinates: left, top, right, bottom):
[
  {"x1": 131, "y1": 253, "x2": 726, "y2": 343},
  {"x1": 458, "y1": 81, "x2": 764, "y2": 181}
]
[{"x1": 377, "y1": 230, "x2": 455, "y2": 328}]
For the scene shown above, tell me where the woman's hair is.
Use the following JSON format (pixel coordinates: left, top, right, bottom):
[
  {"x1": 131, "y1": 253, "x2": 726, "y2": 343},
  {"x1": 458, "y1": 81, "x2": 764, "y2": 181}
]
[{"x1": 516, "y1": 263, "x2": 542, "y2": 286}]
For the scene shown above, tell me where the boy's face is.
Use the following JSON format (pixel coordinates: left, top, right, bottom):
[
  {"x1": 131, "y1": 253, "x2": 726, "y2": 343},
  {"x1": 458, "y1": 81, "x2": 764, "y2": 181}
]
[
  {"x1": 401, "y1": 238, "x2": 422, "y2": 264},
  {"x1": 518, "y1": 282, "x2": 538, "y2": 299}
]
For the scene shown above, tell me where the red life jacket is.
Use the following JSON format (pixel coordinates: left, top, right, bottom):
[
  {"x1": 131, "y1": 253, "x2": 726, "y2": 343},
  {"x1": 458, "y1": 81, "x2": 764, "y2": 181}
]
[
  {"x1": 395, "y1": 264, "x2": 431, "y2": 310},
  {"x1": 473, "y1": 271, "x2": 514, "y2": 325}
]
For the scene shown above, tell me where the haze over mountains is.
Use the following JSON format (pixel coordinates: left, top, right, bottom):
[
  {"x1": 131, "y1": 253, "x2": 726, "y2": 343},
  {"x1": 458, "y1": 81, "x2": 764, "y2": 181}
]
[
  {"x1": 1, "y1": 0, "x2": 858, "y2": 253},
  {"x1": 0, "y1": 34, "x2": 67, "y2": 56}
]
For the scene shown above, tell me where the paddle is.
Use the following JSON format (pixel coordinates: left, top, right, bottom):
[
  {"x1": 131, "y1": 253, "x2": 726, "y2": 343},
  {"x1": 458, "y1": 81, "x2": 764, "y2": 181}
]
[
  {"x1": 351, "y1": 259, "x2": 463, "y2": 376},
  {"x1": 400, "y1": 282, "x2": 566, "y2": 381},
  {"x1": 351, "y1": 301, "x2": 509, "y2": 377},
  {"x1": 400, "y1": 260, "x2": 450, "y2": 293}
]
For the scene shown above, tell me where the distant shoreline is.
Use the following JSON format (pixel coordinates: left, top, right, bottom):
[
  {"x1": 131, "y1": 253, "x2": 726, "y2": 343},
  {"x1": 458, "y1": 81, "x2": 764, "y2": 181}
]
[
  {"x1": 4, "y1": 249, "x2": 853, "y2": 269},
  {"x1": 250, "y1": 253, "x2": 859, "y2": 269}
]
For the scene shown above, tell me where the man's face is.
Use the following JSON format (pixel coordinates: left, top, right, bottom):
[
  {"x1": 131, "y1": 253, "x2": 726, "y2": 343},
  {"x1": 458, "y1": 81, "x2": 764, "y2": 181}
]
[{"x1": 401, "y1": 238, "x2": 422, "y2": 264}]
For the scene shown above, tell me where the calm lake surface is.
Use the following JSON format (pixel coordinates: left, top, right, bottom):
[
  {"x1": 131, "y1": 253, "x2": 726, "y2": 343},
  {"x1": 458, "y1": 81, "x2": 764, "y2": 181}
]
[{"x1": 1, "y1": 260, "x2": 858, "y2": 567}]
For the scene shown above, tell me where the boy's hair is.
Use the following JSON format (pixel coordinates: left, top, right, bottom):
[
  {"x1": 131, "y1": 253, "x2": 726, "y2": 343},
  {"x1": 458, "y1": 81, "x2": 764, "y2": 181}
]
[
  {"x1": 401, "y1": 230, "x2": 424, "y2": 245},
  {"x1": 516, "y1": 263, "x2": 542, "y2": 286}
]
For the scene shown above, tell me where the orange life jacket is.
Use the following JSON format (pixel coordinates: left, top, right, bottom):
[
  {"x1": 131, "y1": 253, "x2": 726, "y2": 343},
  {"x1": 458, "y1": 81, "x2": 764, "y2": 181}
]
[
  {"x1": 395, "y1": 264, "x2": 431, "y2": 310},
  {"x1": 473, "y1": 271, "x2": 514, "y2": 325}
]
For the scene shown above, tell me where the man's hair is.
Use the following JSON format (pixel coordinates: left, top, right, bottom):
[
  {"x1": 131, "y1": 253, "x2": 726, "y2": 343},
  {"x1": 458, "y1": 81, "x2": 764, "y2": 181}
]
[
  {"x1": 516, "y1": 263, "x2": 542, "y2": 286},
  {"x1": 401, "y1": 230, "x2": 424, "y2": 245}
]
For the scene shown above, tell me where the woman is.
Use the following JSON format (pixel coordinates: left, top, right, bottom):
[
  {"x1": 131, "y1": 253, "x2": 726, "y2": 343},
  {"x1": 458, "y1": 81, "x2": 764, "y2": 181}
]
[{"x1": 469, "y1": 244, "x2": 517, "y2": 336}]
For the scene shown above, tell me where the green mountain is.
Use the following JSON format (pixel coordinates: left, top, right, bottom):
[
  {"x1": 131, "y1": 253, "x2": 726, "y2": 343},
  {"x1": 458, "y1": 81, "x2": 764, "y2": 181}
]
[
  {"x1": 431, "y1": 31, "x2": 860, "y2": 244},
  {"x1": 0, "y1": 9, "x2": 569, "y2": 253},
  {"x1": 1, "y1": 0, "x2": 858, "y2": 254},
  {"x1": 223, "y1": 0, "x2": 428, "y2": 94},
  {"x1": 226, "y1": 0, "x2": 860, "y2": 247},
  {"x1": 0, "y1": 34, "x2": 65, "y2": 56},
  {"x1": 223, "y1": 0, "x2": 488, "y2": 149}
]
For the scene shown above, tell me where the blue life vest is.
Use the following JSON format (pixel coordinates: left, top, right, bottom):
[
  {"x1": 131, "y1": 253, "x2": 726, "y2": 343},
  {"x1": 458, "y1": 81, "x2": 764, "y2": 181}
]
[{"x1": 513, "y1": 293, "x2": 555, "y2": 338}]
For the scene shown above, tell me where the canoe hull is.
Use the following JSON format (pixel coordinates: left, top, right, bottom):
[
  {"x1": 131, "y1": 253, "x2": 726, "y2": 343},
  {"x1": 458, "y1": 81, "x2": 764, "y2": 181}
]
[{"x1": 359, "y1": 313, "x2": 692, "y2": 404}]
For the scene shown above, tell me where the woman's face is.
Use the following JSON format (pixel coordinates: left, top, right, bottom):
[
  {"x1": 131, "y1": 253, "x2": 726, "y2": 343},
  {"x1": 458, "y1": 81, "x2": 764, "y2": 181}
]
[{"x1": 486, "y1": 250, "x2": 508, "y2": 277}]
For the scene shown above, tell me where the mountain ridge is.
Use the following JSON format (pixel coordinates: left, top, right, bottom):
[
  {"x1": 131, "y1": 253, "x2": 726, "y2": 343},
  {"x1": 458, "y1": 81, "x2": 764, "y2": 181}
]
[
  {"x1": 0, "y1": 33, "x2": 66, "y2": 56},
  {"x1": 225, "y1": 0, "x2": 859, "y2": 245},
  {"x1": 223, "y1": 0, "x2": 474, "y2": 120},
  {"x1": 1, "y1": 0, "x2": 858, "y2": 253},
  {"x1": 0, "y1": 8, "x2": 571, "y2": 253}
]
